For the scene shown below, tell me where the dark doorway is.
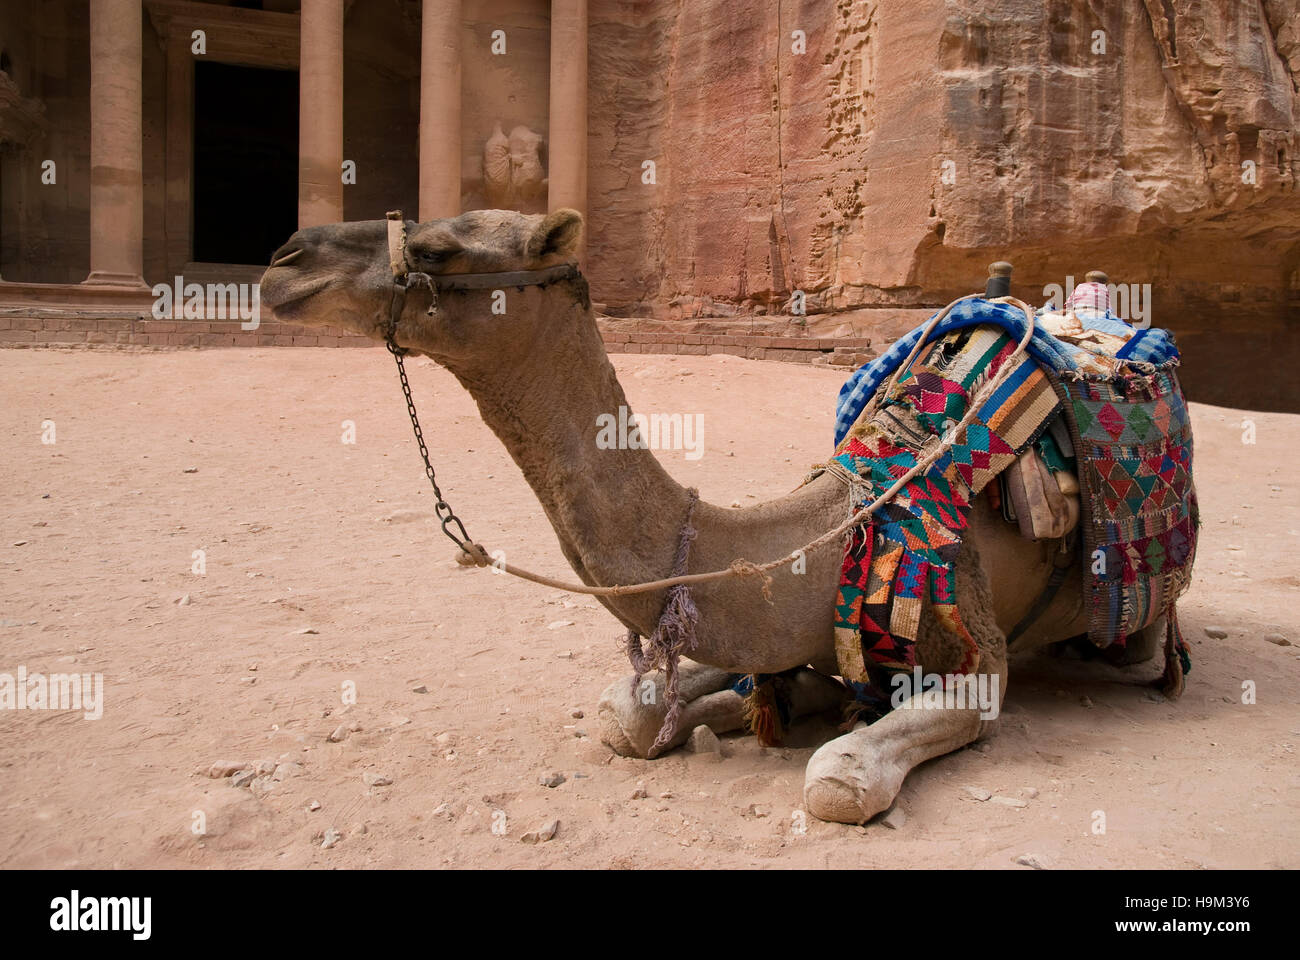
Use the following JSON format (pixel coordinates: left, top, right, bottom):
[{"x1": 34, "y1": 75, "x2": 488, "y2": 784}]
[{"x1": 193, "y1": 61, "x2": 298, "y2": 265}]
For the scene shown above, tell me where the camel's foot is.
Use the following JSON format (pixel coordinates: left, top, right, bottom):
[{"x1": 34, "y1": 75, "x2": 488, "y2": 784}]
[
  {"x1": 598, "y1": 663, "x2": 848, "y2": 759},
  {"x1": 597, "y1": 662, "x2": 739, "y2": 759},
  {"x1": 803, "y1": 728, "x2": 908, "y2": 824}
]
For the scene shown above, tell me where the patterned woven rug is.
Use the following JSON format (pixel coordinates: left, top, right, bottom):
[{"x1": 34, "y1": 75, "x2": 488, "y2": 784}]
[
  {"x1": 830, "y1": 325, "x2": 1060, "y2": 684},
  {"x1": 1049, "y1": 368, "x2": 1198, "y2": 657}
]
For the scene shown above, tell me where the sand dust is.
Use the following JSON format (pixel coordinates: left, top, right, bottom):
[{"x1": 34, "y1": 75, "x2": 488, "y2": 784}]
[{"x1": 1, "y1": 346, "x2": 1296, "y2": 868}]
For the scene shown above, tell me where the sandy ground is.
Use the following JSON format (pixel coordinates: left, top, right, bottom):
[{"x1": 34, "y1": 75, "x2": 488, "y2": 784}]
[{"x1": 1, "y1": 345, "x2": 1297, "y2": 869}]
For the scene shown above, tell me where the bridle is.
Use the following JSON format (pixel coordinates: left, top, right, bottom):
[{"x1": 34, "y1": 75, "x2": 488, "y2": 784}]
[{"x1": 381, "y1": 208, "x2": 583, "y2": 555}]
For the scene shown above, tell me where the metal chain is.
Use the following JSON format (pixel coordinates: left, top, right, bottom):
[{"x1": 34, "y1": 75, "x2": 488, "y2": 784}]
[{"x1": 385, "y1": 334, "x2": 473, "y2": 553}]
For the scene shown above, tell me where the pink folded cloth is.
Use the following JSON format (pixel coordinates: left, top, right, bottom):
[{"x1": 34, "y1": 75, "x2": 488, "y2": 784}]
[{"x1": 1066, "y1": 281, "x2": 1110, "y2": 314}]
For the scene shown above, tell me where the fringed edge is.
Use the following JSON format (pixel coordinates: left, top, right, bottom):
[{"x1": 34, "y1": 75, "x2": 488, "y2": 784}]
[
  {"x1": 1157, "y1": 607, "x2": 1191, "y2": 700},
  {"x1": 740, "y1": 677, "x2": 786, "y2": 747}
]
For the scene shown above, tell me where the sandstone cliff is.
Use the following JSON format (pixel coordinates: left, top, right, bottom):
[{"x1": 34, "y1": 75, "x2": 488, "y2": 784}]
[{"x1": 588, "y1": 0, "x2": 1300, "y2": 409}]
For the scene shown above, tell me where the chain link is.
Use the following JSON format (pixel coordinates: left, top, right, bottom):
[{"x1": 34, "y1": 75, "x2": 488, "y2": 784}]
[{"x1": 385, "y1": 334, "x2": 473, "y2": 553}]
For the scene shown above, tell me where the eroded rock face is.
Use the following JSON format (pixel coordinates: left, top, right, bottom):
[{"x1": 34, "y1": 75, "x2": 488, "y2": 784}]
[{"x1": 587, "y1": 0, "x2": 1300, "y2": 409}]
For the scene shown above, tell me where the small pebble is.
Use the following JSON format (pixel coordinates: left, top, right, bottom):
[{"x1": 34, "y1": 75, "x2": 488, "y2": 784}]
[
  {"x1": 571, "y1": 709, "x2": 584, "y2": 719},
  {"x1": 412, "y1": 684, "x2": 429, "y2": 694},
  {"x1": 207, "y1": 760, "x2": 245, "y2": 779},
  {"x1": 327, "y1": 724, "x2": 349, "y2": 743},
  {"x1": 1204, "y1": 625, "x2": 1228, "y2": 639},
  {"x1": 1263, "y1": 633, "x2": 1292, "y2": 647},
  {"x1": 229, "y1": 769, "x2": 255, "y2": 788},
  {"x1": 307, "y1": 800, "x2": 321, "y2": 812},
  {"x1": 321, "y1": 828, "x2": 342, "y2": 849},
  {"x1": 962, "y1": 785, "x2": 992, "y2": 802},
  {"x1": 520, "y1": 819, "x2": 559, "y2": 844},
  {"x1": 1015, "y1": 853, "x2": 1046, "y2": 869},
  {"x1": 879, "y1": 805, "x2": 907, "y2": 830},
  {"x1": 363, "y1": 772, "x2": 393, "y2": 787},
  {"x1": 539, "y1": 771, "x2": 566, "y2": 788}
]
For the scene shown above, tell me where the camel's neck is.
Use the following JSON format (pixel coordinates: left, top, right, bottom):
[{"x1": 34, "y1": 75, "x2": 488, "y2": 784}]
[{"x1": 439, "y1": 284, "x2": 692, "y2": 633}]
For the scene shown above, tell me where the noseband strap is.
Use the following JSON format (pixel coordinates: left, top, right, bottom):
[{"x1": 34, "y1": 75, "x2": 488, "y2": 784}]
[{"x1": 383, "y1": 209, "x2": 581, "y2": 355}]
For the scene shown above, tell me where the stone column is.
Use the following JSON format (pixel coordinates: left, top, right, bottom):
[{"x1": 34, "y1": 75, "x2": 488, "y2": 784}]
[
  {"x1": 298, "y1": 0, "x2": 344, "y2": 228},
  {"x1": 547, "y1": 0, "x2": 587, "y2": 249},
  {"x1": 419, "y1": 0, "x2": 462, "y2": 221},
  {"x1": 85, "y1": 0, "x2": 145, "y2": 286}
]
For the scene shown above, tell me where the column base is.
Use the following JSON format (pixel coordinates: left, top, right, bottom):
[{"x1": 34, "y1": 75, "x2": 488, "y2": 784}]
[{"x1": 83, "y1": 271, "x2": 150, "y2": 289}]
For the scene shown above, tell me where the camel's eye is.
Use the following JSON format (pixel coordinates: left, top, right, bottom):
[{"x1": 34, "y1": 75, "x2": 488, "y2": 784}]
[{"x1": 417, "y1": 246, "x2": 459, "y2": 267}]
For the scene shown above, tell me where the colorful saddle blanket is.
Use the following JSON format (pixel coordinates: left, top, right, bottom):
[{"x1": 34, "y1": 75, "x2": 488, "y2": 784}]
[
  {"x1": 831, "y1": 325, "x2": 1060, "y2": 681},
  {"x1": 829, "y1": 303, "x2": 1198, "y2": 689}
]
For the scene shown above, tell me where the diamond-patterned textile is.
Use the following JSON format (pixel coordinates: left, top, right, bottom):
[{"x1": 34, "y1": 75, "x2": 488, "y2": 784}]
[
  {"x1": 1052, "y1": 369, "x2": 1199, "y2": 650},
  {"x1": 831, "y1": 326, "x2": 1060, "y2": 684}
]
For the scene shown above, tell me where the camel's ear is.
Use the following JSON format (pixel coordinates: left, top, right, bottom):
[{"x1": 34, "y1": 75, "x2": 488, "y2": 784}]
[{"x1": 525, "y1": 208, "x2": 583, "y2": 261}]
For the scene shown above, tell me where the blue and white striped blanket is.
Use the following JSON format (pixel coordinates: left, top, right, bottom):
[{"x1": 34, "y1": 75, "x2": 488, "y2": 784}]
[{"x1": 833, "y1": 299, "x2": 1181, "y2": 447}]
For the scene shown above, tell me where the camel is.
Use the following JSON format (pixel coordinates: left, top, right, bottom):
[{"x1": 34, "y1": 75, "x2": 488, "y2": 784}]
[{"x1": 259, "y1": 209, "x2": 1168, "y2": 825}]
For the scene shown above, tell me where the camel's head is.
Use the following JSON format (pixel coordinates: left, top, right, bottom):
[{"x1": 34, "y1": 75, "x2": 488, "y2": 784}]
[{"x1": 259, "y1": 208, "x2": 584, "y2": 363}]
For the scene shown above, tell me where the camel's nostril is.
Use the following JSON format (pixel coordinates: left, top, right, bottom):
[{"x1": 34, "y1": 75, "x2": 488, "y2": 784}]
[{"x1": 269, "y1": 246, "x2": 304, "y2": 268}]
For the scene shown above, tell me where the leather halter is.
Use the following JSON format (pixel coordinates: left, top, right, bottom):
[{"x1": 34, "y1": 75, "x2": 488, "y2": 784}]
[{"x1": 383, "y1": 209, "x2": 581, "y2": 354}]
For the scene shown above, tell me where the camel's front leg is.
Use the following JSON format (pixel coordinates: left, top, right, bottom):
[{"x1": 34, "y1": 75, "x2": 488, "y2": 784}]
[
  {"x1": 805, "y1": 542, "x2": 1010, "y2": 824},
  {"x1": 598, "y1": 662, "x2": 845, "y2": 758}
]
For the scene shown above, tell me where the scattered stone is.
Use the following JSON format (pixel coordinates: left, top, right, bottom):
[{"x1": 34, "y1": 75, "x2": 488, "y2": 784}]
[
  {"x1": 307, "y1": 800, "x2": 321, "y2": 812},
  {"x1": 1204, "y1": 625, "x2": 1228, "y2": 639},
  {"x1": 434, "y1": 732, "x2": 454, "y2": 747},
  {"x1": 183, "y1": 467, "x2": 198, "y2": 474},
  {"x1": 547, "y1": 620, "x2": 575, "y2": 630},
  {"x1": 539, "y1": 771, "x2": 566, "y2": 788},
  {"x1": 177, "y1": 594, "x2": 191, "y2": 606},
  {"x1": 879, "y1": 805, "x2": 907, "y2": 830},
  {"x1": 207, "y1": 760, "x2": 245, "y2": 779},
  {"x1": 229, "y1": 769, "x2": 256, "y2": 789},
  {"x1": 1263, "y1": 633, "x2": 1292, "y2": 647},
  {"x1": 348, "y1": 721, "x2": 362, "y2": 733},
  {"x1": 249, "y1": 775, "x2": 276, "y2": 797},
  {"x1": 12, "y1": 540, "x2": 28, "y2": 547},
  {"x1": 363, "y1": 772, "x2": 393, "y2": 787},
  {"x1": 256, "y1": 759, "x2": 276, "y2": 776},
  {"x1": 685, "y1": 724, "x2": 722, "y2": 756},
  {"x1": 412, "y1": 684, "x2": 429, "y2": 694},
  {"x1": 744, "y1": 803, "x2": 770, "y2": 819},
  {"x1": 432, "y1": 802, "x2": 451, "y2": 819},
  {"x1": 555, "y1": 650, "x2": 573, "y2": 660},
  {"x1": 629, "y1": 782, "x2": 648, "y2": 800},
  {"x1": 1015, "y1": 854, "x2": 1046, "y2": 869},
  {"x1": 573, "y1": 728, "x2": 587, "y2": 738},
  {"x1": 352, "y1": 823, "x2": 369, "y2": 836},
  {"x1": 961, "y1": 785, "x2": 992, "y2": 802},
  {"x1": 571, "y1": 709, "x2": 584, "y2": 719},
  {"x1": 272, "y1": 762, "x2": 302, "y2": 781},
  {"x1": 294, "y1": 627, "x2": 319, "y2": 635},
  {"x1": 520, "y1": 819, "x2": 559, "y2": 844},
  {"x1": 327, "y1": 724, "x2": 349, "y2": 743},
  {"x1": 321, "y1": 827, "x2": 342, "y2": 849},
  {"x1": 1079, "y1": 695, "x2": 1093, "y2": 708},
  {"x1": 992, "y1": 795, "x2": 1029, "y2": 808},
  {"x1": 1023, "y1": 787, "x2": 1040, "y2": 799}
]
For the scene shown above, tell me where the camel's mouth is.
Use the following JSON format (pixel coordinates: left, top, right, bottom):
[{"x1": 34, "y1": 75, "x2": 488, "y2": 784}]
[{"x1": 258, "y1": 270, "x2": 331, "y2": 319}]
